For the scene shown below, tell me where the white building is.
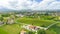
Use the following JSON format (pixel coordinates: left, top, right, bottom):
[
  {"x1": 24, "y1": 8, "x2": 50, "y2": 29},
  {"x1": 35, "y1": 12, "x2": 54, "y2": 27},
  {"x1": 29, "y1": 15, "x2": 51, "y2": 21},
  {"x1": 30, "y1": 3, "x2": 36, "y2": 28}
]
[
  {"x1": 20, "y1": 30, "x2": 26, "y2": 34},
  {"x1": 16, "y1": 14, "x2": 24, "y2": 17},
  {"x1": 6, "y1": 17, "x2": 15, "y2": 24},
  {"x1": 0, "y1": 21, "x2": 4, "y2": 26},
  {"x1": 22, "y1": 25, "x2": 40, "y2": 31}
]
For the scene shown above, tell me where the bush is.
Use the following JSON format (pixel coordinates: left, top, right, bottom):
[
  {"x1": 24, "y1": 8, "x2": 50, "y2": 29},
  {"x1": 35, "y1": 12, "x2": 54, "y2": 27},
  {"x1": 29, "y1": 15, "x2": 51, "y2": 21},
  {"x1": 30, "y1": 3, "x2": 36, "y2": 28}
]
[
  {"x1": 37, "y1": 29, "x2": 46, "y2": 34},
  {"x1": 27, "y1": 31, "x2": 35, "y2": 34}
]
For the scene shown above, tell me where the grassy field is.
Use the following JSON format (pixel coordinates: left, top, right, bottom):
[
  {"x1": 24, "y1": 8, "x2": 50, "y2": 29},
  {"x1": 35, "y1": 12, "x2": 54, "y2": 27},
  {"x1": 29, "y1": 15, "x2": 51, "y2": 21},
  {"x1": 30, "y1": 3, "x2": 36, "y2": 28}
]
[
  {"x1": 49, "y1": 23, "x2": 60, "y2": 34},
  {"x1": 16, "y1": 17, "x2": 56, "y2": 27},
  {"x1": 0, "y1": 24, "x2": 21, "y2": 34},
  {"x1": 0, "y1": 17, "x2": 60, "y2": 34}
]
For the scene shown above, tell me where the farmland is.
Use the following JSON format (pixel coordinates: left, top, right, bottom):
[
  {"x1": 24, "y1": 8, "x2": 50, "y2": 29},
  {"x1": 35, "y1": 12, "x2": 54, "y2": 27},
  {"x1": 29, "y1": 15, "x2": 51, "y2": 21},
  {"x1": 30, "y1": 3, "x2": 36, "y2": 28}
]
[{"x1": 0, "y1": 11, "x2": 60, "y2": 34}]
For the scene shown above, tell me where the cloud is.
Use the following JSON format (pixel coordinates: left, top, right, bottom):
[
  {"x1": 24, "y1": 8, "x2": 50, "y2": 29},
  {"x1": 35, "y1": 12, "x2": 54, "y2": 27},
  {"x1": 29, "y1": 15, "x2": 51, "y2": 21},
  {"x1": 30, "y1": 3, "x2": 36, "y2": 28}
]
[
  {"x1": 48, "y1": 1, "x2": 60, "y2": 10},
  {"x1": 0, "y1": 0, "x2": 60, "y2": 10}
]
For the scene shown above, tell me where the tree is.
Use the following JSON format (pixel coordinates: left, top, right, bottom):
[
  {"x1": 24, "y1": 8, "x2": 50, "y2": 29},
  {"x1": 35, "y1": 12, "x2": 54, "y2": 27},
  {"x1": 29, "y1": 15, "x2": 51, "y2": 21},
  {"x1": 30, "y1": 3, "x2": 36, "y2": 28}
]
[
  {"x1": 0, "y1": 16, "x2": 3, "y2": 21},
  {"x1": 2, "y1": 14, "x2": 10, "y2": 17},
  {"x1": 37, "y1": 29, "x2": 46, "y2": 34},
  {"x1": 27, "y1": 31, "x2": 35, "y2": 34}
]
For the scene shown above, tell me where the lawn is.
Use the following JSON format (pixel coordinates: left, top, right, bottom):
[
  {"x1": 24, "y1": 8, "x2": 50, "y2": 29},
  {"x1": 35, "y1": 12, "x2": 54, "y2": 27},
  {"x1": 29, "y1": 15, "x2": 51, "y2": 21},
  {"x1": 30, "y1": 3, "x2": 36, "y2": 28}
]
[
  {"x1": 16, "y1": 17, "x2": 56, "y2": 27},
  {"x1": 0, "y1": 17, "x2": 60, "y2": 34},
  {"x1": 16, "y1": 17, "x2": 60, "y2": 34},
  {"x1": 0, "y1": 28, "x2": 8, "y2": 34},
  {"x1": 49, "y1": 23, "x2": 60, "y2": 34},
  {"x1": 0, "y1": 24, "x2": 21, "y2": 34}
]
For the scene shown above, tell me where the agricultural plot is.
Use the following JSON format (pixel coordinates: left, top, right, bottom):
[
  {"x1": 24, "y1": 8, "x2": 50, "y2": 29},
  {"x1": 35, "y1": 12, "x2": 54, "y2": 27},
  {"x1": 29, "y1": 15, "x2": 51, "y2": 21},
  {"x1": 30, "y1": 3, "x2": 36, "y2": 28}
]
[{"x1": 0, "y1": 14, "x2": 60, "y2": 34}]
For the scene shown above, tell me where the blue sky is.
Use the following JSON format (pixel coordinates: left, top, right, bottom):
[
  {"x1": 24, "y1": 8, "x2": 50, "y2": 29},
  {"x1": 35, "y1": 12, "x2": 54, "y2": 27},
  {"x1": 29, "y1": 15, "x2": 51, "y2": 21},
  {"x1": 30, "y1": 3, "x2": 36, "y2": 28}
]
[
  {"x1": 29, "y1": 0, "x2": 42, "y2": 2},
  {"x1": 56, "y1": 0, "x2": 60, "y2": 1},
  {"x1": 35, "y1": 0, "x2": 43, "y2": 2},
  {"x1": 0, "y1": 0, "x2": 60, "y2": 10}
]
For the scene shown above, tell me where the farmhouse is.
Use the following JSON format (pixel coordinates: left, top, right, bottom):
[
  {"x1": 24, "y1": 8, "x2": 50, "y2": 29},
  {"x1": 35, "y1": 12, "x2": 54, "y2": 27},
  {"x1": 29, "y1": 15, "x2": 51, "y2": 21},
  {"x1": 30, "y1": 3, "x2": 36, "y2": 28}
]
[
  {"x1": 22, "y1": 25, "x2": 40, "y2": 31},
  {"x1": 20, "y1": 29, "x2": 26, "y2": 34},
  {"x1": 6, "y1": 17, "x2": 15, "y2": 24},
  {"x1": 0, "y1": 21, "x2": 4, "y2": 26},
  {"x1": 16, "y1": 14, "x2": 24, "y2": 17}
]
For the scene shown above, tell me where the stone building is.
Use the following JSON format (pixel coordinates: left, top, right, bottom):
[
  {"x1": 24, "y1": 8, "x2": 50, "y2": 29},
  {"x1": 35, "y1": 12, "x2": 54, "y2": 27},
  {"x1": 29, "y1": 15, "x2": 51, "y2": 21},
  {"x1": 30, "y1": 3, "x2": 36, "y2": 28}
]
[
  {"x1": 20, "y1": 30, "x2": 26, "y2": 34},
  {"x1": 0, "y1": 21, "x2": 4, "y2": 26},
  {"x1": 6, "y1": 17, "x2": 15, "y2": 24}
]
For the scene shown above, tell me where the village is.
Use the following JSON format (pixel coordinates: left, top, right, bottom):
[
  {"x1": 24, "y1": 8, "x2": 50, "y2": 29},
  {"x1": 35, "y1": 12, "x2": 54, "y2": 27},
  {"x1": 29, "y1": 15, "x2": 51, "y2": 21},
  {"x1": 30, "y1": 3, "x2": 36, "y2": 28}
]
[{"x1": 0, "y1": 11, "x2": 60, "y2": 34}]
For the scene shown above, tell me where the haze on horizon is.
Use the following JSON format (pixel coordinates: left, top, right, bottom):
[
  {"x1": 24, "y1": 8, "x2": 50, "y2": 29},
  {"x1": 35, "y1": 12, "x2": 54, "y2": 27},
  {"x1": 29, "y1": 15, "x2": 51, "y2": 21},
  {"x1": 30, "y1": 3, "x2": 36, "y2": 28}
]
[{"x1": 0, "y1": 0, "x2": 60, "y2": 11}]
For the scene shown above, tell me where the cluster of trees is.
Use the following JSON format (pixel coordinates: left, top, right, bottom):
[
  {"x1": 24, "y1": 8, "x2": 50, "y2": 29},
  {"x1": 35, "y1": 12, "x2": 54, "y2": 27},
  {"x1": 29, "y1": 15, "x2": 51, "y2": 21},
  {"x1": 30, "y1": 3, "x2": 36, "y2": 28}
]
[
  {"x1": 0, "y1": 13, "x2": 17, "y2": 25},
  {"x1": 26, "y1": 29, "x2": 46, "y2": 34}
]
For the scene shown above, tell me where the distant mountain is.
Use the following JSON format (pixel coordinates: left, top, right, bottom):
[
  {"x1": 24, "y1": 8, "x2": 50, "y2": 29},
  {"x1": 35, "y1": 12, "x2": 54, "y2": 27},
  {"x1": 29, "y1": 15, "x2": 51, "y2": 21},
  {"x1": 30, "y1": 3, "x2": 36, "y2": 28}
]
[
  {"x1": 0, "y1": 6, "x2": 60, "y2": 13},
  {"x1": 0, "y1": 6, "x2": 17, "y2": 13},
  {"x1": 0, "y1": 6, "x2": 30, "y2": 12},
  {"x1": 0, "y1": 6, "x2": 12, "y2": 11}
]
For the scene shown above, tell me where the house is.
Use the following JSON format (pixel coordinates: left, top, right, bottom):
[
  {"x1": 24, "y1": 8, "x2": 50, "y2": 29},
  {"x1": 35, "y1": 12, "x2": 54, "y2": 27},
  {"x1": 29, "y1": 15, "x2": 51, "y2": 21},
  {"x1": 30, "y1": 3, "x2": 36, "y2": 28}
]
[
  {"x1": 0, "y1": 21, "x2": 4, "y2": 26},
  {"x1": 20, "y1": 29, "x2": 26, "y2": 34},
  {"x1": 6, "y1": 17, "x2": 15, "y2": 24},
  {"x1": 16, "y1": 14, "x2": 24, "y2": 17},
  {"x1": 29, "y1": 25, "x2": 40, "y2": 31},
  {"x1": 22, "y1": 25, "x2": 40, "y2": 31}
]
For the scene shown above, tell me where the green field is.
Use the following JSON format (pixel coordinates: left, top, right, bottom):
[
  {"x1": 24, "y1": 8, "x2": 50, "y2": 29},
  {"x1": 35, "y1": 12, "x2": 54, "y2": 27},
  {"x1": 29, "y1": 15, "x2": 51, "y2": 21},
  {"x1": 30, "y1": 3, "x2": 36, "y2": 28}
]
[
  {"x1": 0, "y1": 24, "x2": 21, "y2": 34},
  {"x1": 0, "y1": 17, "x2": 60, "y2": 34}
]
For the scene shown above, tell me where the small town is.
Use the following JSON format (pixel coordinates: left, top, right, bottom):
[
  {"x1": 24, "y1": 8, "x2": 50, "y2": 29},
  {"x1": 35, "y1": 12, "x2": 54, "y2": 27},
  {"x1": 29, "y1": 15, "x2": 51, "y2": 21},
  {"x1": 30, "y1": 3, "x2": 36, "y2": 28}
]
[
  {"x1": 0, "y1": 0, "x2": 60, "y2": 34},
  {"x1": 0, "y1": 11, "x2": 60, "y2": 34}
]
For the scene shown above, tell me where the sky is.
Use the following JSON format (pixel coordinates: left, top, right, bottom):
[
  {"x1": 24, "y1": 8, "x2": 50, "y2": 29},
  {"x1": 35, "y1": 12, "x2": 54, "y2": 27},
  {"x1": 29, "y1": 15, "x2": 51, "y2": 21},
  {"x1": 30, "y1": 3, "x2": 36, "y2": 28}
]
[{"x1": 0, "y1": 0, "x2": 60, "y2": 10}]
